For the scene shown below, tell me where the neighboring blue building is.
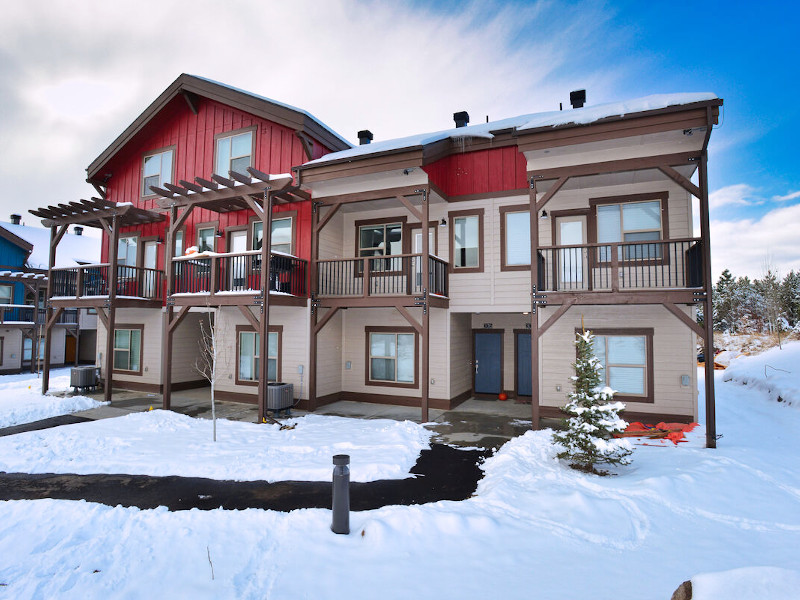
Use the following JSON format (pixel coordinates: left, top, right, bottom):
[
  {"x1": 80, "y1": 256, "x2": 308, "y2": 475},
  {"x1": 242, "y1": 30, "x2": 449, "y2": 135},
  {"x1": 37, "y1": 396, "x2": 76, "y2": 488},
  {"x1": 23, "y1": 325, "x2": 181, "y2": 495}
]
[{"x1": 0, "y1": 214, "x2": 100, "y2": 373}]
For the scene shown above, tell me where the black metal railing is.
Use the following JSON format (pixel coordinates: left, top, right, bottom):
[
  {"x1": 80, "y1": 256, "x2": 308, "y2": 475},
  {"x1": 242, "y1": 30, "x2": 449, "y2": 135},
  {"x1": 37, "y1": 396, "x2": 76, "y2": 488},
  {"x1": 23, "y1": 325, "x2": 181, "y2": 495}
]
[
  {"x1": 0, "y1": 305, "x2": 77, "y2": 324},
  {"x1": 171, "y1": 251, "x2": 307, "y2": 296},
  {"x1": 50, "y1": 265, "x2": 163, "y2": 300},
  {"x1": 535, "y1": 238, "x2": 704, "y2": 292},
  {"x1": 316, "y1": 254, "x2": 449, "y2": 298}
]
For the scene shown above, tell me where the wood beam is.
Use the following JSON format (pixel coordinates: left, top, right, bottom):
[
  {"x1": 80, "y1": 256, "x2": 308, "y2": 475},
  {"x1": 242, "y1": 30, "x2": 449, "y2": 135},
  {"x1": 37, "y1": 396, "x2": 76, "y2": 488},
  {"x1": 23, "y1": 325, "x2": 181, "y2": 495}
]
[
  {"x1": 529, "y1": 178, "x2": 540, "y2": 429},
  {"x1": 295, "y1": 131, "x2": 314, "y2": 160},
  {"x1": 315, "y1": 185, "x2": 423, "y2": 206},
  {"x1": 178, "y1": 179, "x2": 204, "y2": 193},
  {"x1": 420, "y1": 186, "x2": 431, "y2": 423},
  {"x1": 397, "y1": 195, "x2": 423, "y2": 222},
  {"x1": 534, "y1": 176, "x2": 569, "y2": 212},
  {"x1": 662, "y1": 303, "x2": 705, "y2": 338},
  {"x1": 182, "y1": 90, "x2": 199, "y2": 115},
  {"x1": 314, "y1": 202, "x2": 342, "y2": 234},
  {"x1": 530, "y1": 151, "x2": 701, "y2": 181},
  {"x1": 228, "y1": 170, "x2": 253, "y2": 185},
  {"x1": 538, "y1": 298, "x2": 576, "y2": 338},
  {"x1": 698, "y1": 151, "x2": 717, "y2": 448},
  {"x1": 658, "y1": 165, "x2": 701, "y2": 198},
  {"x1": 195, "y1": 177, "x2": 220, "y2": 190},
  {"x1": 95, "y1": 307, "x2": 109, "y2": 329},
  {"x1": 237, "y1": 305, "x2": 261, "y2": 331},
  {"x1": 313, "y1": 306, "x2": 340, "y2": 334},
  {"x1": 395, "y1": 305, "x2": 422, "y2": 333},
  {"x1": 169, "y1": 306, "x2": 192, "y2": 332},
  {"x1": 163, "y1": 183, "x2": 192, "y2": 198}
]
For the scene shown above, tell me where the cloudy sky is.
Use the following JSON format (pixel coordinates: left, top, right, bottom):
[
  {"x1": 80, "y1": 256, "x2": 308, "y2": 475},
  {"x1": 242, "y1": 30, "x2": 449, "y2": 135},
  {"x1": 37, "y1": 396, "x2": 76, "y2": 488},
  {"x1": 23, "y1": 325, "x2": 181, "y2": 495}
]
[{"x1": 0, "y1": 0, "x2": 796, "y2": 279}]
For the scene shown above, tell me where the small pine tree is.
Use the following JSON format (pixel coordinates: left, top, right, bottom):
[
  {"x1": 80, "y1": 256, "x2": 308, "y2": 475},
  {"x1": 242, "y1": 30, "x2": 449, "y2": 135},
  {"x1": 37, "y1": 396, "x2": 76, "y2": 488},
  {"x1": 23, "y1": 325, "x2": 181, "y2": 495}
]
[{"x1": 553, "y1": 330, "x2": 633, "y2": 475}]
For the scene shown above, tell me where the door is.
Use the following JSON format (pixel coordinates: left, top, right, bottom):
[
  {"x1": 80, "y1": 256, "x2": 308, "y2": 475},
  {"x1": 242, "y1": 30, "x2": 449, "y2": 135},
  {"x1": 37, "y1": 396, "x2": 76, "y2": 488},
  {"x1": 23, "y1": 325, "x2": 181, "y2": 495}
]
[
  {"x1": 142, "y1": 240, "x2": 158, "y2": 297},
  {"x1": 555, "y1": 215, "x2": 586, "y2": 289},
  {"x1": 516, "y1": 331, "x2": 532, "y2": 397},
  {"x1": 474, "y1": 331, "x2": 503, "y2": 395},
  {"x1": 65, "y1": 335, "x2": 77, "y2": 365},
  {"x1": 413, "y1": 230, "x2": 435, "y2": 290},
  {"x1": 229, "y1": 230, "x2": 248, "y2": 290}
]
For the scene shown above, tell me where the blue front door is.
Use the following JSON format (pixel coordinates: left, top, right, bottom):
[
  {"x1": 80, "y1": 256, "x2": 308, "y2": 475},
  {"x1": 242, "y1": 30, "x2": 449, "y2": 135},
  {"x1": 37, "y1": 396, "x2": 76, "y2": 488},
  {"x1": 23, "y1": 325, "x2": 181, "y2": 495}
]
[
  {"x1": 474, "y1": 331, "x2": 503, "y2": 394},
  {"x1": 516, "y1": 332, "x2": 532, "y2": 397}
]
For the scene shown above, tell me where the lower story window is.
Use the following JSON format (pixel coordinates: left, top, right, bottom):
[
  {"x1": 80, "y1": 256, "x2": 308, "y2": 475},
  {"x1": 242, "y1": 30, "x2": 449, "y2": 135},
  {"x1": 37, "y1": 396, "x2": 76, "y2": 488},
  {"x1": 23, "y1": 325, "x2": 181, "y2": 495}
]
[
  {"x1": 589, "y1": 329, "x2": 653, "y2": 401},
  {"x1": 113, "y1": 328, "x2": 141, "y2": 372},
  {"x1": 368, "y1": 331, "x2": 415, "y2": 384},
  {"x1": 238, "y1": 330, "x2": 278, "y2": 382},
  {"x1": 23, "y1": 338, "x2": 45, "y2": 362}
]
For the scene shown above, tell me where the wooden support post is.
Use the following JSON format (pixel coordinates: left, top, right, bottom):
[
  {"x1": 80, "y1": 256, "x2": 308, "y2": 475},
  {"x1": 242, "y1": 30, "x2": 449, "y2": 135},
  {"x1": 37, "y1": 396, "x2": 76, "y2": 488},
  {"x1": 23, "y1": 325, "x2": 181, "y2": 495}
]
[
  {"x1": 420, "y1": 188, "x2": 430, "y2": 423},
  {"x1": 698, "y1": 152, "x2": 717, "y2": 448},
  {"x1": 309, "y1": 201, "x2": 320, "y2": 412},
  {"x1": 529, "y1": 177, "x2": 541, "y2": 429},
  {"x1": 257, "y1": 190, "x2": 273, "y2": 424},
  {"x1": 162, "y1": 206, "x2": 176, "y2": 410},
  {"x1": 42, "y1": 225, "x2": 67, "y2": 395},
  {"x1": 104, "y1": 215, "x2": 120, "y2": 404}
]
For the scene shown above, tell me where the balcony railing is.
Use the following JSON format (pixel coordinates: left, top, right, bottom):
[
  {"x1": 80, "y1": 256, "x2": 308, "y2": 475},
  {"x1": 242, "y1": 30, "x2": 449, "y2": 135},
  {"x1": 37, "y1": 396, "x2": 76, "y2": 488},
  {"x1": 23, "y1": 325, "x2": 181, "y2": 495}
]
[
  {"x1": 50, "y1": 265, "x2": 163, "y2": 301},
  {"x1": 535, "y1": 238, "x2": 704, "y2": 292},
  {"x1": 0, "y1": 305, "x2": 77, "y2": 324},
  {"x1": 316, "y1": 254, "x2": 449, "y2": 298},
  {"x1": 171, "y1": 251, "x2": 307, "y2": 297}
]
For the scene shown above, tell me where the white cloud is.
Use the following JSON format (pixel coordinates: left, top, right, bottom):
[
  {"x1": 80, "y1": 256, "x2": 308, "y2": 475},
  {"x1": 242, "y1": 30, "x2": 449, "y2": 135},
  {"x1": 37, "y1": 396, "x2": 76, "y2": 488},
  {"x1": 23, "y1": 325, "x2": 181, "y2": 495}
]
[
  {"x1": 772, "y1": 190, "x2": 800, "y2": 202},
  {"x1": 709, "y1": 183, "x2": 761, "y2": 211},
  {"x1": 711, "y1": 203, "x2": 800, "y2": 279}
]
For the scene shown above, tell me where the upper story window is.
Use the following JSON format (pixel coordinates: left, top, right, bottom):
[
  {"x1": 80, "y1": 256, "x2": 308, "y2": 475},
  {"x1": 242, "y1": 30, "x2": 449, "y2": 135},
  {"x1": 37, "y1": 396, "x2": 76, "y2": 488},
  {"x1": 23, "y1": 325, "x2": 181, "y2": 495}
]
[
  {"x1": 142, "y1": 148, "x2": 173, "y2": 196},
  {"x1": 592, "y1": 194, "x2": 667, "y2": 261},
  {"x1": 174, "y1": 230, "x2": 184, "y2": 257},
  {"x1": 197, "y1": 227, "x2": 215, "y2": 253},
  {"x1": 359, "y1": 222, "x2": 403, "y2": 272},
  {"x1": 253, "y1": 216, "x2": 293, "y2": 255},
  {"x1": 0, "y1": 284, "x2": 12, "y2": 304},
  {"x1": 118, "y1": 236, "x2": 138, "y2": 267},
  {"x1": 449, "y1": 209, "x2": 484, "y2": 273},
  {"x1": 215, "y1": 130, "x2": 253, "y2": 176},
  {"x1": 502, "y1": 208, "x2": 531, "y2": 268}
]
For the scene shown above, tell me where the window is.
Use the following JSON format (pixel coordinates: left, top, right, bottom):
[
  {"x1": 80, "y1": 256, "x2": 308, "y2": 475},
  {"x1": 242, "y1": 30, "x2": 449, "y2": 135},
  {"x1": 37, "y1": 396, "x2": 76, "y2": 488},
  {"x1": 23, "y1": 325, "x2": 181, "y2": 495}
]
[
  {"x1": 215, "y1": 130, "x2": 253, "y2": 176},
  {"x1": 118, "y1": 236, "x2": 138, "y2": 266},
  {"x1": 23, "y1": 337, "x2": 45, "y2": 362},
  {"x1": 449, "y1": 209, "x2": 483, "y2": 272},
  {"x1": 237, "y1": 328, "x2": 279, "y2": 383},
  {"x1": 174, "y1": 230, "x2": 184, "y2": 257},
  {"x1": 142, "y1": 148, "x2": 173, "y2": 196},
  {"x1": 253, "y1": 217, "x2": 293, "y2": 254},
  {"x1": 593, "y1": 195, "x2": 665, "y2": 261},
  {"x1": 197, "y1": 227, "x2": 215, "y2": 253},
  {"x1": 0, "y1": 285, "x2": 12, "y2": 304},
  {"x1": 587, "y1": 328, "x2": 654, "y2": 402},
  {"x1": 366, "y1": 328, "x2": 417, "y2": 386},
  {"x1": 359, "y1": 222, "x2": 403, "y2": 271},
  {"x1": 113, "y1": 327, "x2": 142, "y2": 373},
  {"x1": 499, "y1": 204, "x2": 532, "y2": 270}
]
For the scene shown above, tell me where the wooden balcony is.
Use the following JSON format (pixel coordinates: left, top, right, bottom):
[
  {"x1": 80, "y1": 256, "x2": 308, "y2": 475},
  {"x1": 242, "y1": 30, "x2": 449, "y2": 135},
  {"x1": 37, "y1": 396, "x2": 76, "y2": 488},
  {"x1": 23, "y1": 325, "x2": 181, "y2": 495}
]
[
  {"x1": 534, "y1": 238, "x2": 705, "y2": 305},
  {"x1": 49, "y1": 265, "x2": 163, "y2": 307},
  {"x1": 170, "y1": 251, "x2": 308, "y2": 306},
  {"x1": 316, "y1": 254, "x2": 449, "y2": 307},
  {"x1": 0, "y1": 304, "x2": 77, "y2": 325}
]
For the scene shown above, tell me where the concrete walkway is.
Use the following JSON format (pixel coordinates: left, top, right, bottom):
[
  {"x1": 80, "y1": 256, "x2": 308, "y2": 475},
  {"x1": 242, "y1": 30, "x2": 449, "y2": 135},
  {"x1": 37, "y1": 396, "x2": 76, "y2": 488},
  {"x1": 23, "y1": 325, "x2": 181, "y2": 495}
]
[{"x1": 69, "y1": 387, "x2": 542, "y2": 449}]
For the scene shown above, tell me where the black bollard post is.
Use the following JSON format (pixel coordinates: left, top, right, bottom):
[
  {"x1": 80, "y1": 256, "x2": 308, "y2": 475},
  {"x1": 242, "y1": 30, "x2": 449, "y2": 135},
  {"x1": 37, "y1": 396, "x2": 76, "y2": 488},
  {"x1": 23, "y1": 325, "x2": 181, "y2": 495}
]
[{"x1": 331, "y1": 454, "x2": 350, "y2": 534}]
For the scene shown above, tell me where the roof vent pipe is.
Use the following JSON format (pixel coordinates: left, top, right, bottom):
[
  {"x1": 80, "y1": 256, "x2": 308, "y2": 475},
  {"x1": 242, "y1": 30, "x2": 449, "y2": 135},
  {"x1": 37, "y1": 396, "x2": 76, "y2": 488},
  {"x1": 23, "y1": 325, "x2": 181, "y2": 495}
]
[
  {"x1": 74, "y1": 226, "x2": 83, "y2": 236},
  {"x1": 453, "y1": 111, "x2": 469, "y2": 128},
  {"x1": 570, "y1": 90, "x2": 586, "y2": 109},
  {"x1": 10, "y1": 214, "x2": 21, "y2": 225},
  {"x1": 357, "y1": 130, "x2": 373, "y2": 145}
]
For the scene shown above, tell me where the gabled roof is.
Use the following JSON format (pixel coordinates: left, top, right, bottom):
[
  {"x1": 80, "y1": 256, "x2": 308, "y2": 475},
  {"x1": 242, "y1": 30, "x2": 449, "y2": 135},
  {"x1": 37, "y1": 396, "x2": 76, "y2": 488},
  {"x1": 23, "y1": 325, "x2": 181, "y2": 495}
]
[
  {"x1": 87, "y1": 74, "x2": 351, "y2": 182},
  {"x1": 0, "y1": 224, "x2": 34, "y2": 255},
  {"x1": 1, "y1": 222, "x2": 101, "y2": 269},
  {"x1": 299, "y1": 93, "x2": 721, "y2": 170}
]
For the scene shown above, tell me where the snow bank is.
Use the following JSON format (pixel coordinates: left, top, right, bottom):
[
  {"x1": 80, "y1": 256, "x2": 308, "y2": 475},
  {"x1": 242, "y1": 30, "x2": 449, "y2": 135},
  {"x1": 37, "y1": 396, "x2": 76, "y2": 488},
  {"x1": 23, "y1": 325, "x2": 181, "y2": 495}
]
[
  {"x1": 0, "y1": 369, "x2": 104, "y2": 428},
  {"x1": 723, "y1": 341, "x2": 800, "y2": 406},
  {"x1": 692, "y1": 566, "x2": 800, "y2": 600},
  {"x1": 0, "y1": 410, "x2": 431, "y2": 482}
]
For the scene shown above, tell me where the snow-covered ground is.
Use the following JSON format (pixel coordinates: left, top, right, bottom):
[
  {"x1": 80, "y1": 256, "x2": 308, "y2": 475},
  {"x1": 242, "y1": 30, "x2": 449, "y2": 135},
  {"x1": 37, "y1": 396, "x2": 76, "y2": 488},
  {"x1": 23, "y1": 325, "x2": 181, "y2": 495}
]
[
  {"x1": 724, "y1": 341, "x2": 800, "y2": 407},
  {"x1": 0, "y1": 368, "x2": 104, "y2": 428},
  {"x1": 2, "y1": 345, "x2": 800, "y2": 599},
  {"x1": 0, "y1": 411, "x2": 432, "y2": 482}
]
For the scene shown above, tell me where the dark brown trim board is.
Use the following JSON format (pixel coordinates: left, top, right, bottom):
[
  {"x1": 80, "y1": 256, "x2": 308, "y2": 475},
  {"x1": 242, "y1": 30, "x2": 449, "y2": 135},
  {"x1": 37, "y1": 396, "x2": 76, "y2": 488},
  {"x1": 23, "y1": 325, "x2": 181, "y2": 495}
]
[
  {"x1": 538, "y1": 405, "x2": 694, "y2": 424},
  {"x1": 499, "y1": 203, "x2": 531, "y2": 272},
  {"x1": 364, "y1": 325, "x2": 419, "y2": 389},
  {"x1": 447, "y1": 208, "x2": 484, "y2": 274},
  {"x1": 111, "y1": 323, "x2": 144, "y2": 376},
  {"x1": 575, "y1": 327, "x2": 655, "y2": 403}
]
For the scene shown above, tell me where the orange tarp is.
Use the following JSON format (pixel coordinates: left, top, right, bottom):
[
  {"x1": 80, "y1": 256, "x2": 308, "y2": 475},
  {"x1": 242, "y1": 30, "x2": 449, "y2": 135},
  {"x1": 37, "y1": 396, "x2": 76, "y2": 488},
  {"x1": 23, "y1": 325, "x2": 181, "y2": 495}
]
[{"x1": 616, "y1": 421, "x2": 699, "y2": 445}]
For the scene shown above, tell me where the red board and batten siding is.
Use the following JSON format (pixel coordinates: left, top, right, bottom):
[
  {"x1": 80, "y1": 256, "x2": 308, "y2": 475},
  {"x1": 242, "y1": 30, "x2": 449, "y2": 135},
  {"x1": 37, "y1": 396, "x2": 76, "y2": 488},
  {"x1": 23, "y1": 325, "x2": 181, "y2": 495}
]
[
  {"x1": 423, "y1": 146, "x2": 528, "y2": 197},
  {"x1": 99, "y1": 95, "x2": 329, "y2": 265}
]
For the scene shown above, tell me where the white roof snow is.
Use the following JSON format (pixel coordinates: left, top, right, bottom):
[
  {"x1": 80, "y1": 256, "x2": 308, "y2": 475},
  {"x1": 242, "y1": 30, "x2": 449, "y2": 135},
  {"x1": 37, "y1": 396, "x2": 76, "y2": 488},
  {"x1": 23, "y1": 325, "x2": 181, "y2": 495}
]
[
  {"x1": 304, "y1": 92, "x2": 718, "y2": 167},
  {"x1": 1, "y1": 222, "x2": 101, "y2": 269}
]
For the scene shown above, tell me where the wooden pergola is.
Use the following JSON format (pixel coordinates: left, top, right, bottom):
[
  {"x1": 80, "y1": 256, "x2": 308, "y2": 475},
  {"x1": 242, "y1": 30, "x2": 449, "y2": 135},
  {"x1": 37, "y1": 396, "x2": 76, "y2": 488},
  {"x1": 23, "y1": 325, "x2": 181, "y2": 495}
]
[
  {"x1": 29, "y1": 197, "x2": 165, "y2": 402},
  {"x1": 149, "y1": 167, "x2": 297, "y2": 422}
]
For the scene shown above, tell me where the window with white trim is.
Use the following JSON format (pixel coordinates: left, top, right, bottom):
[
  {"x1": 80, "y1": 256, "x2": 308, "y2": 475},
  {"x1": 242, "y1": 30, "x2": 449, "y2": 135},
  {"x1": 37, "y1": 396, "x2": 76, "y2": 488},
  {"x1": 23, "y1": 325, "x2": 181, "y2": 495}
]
[
  {"x1": 453, "y1": 214, "x2": 480, "y2": 268},
  {"x1": 592, "y1": 334, "x2": 648, "y2": 396},
  {"x1": 368, "y1": 331, "x2": 415, "y2": 384},
  {"x1": 504, "y1": 210, "x2": 531, "y2": 266},
  {"x1": 215, "y1": 131, "x2": 253, "y2": 176},
  {"x1": 597, "y1": 200, "x2": 662, "y2": 260},
  {"x1": 118, "y1": 236, "x2": 138, "y2": 267},
  {"x1": 238, "y1": 330, "x2": 278, "y2": 382},
  {"x1": 113, "y1": 328, "x2": 141, "y2": 372},
  {"x1": 0, "y1": 285, "x2": 12, "y2": 304},
  {"x1": 253, "y1": 217, "x2": 293, "y2": 254},
  {"x1": 359, "y1": 223, "x2": 402, "y2": 271},
  {"x1": 142, "y1": 149, "x2": 173, "y2": 196},
  {"x1": 174, "y1": 230, "x2": 184, "y2": 257},
  {"x1": 197, "y1": 227, "x2": 215, "y2": 253}
]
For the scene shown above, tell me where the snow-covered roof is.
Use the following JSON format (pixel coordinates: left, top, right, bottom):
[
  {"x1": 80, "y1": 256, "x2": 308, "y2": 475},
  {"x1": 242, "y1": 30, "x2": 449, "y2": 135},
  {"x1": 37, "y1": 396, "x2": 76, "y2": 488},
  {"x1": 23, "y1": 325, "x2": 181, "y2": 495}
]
[
  {"x1": 303, "y1": 92, "x2": 719, "y2": 168},
  {"x1": 0, "y1": 222, "x2": 101, "y2": 269}
]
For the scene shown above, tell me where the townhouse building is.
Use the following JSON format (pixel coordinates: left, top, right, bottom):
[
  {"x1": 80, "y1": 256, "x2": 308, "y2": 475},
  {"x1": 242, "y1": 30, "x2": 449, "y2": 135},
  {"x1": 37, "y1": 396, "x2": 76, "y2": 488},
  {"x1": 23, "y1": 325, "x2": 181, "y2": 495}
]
[{"x1": 31, "y1": 76, "x2": 721, "y2": 446}]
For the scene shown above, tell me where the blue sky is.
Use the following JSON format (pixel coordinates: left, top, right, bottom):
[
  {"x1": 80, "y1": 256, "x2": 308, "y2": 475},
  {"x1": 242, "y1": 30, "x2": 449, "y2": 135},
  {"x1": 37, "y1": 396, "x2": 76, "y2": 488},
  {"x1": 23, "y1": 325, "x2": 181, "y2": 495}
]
[{"x1": 0, "y1": 0, "x2": 796, "y2": 278}]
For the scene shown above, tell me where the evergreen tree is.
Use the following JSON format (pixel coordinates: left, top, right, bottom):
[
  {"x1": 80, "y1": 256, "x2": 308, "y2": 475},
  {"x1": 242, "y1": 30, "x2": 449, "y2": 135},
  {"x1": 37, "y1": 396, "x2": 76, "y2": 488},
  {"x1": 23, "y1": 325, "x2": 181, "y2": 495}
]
[
  {"x1": 780, "y1": 271, "x2": 800, "y2": 327},
  {"x1": 553, "y1": 330, "x2": 633, "y2": 475}
]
